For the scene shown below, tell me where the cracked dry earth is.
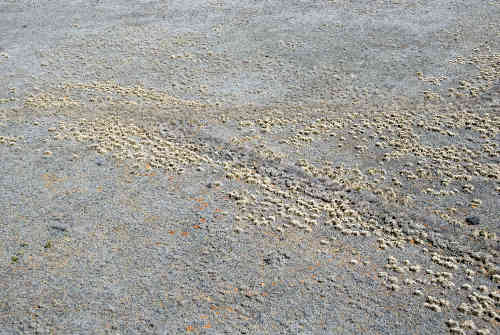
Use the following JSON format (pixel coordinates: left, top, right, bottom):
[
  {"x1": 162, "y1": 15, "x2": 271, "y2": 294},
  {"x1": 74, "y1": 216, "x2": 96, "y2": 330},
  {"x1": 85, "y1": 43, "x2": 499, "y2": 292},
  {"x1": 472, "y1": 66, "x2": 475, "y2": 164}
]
[{"x1": 1, "y1": 1, "x2": 500, "y2": 335}]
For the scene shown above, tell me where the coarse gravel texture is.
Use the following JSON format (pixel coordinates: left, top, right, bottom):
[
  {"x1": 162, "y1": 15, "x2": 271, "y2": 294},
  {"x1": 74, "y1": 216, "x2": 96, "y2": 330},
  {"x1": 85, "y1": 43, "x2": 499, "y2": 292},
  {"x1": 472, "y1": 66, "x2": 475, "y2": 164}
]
[{"x1": 0, "y1": 0, "x2": 499, "y2": 334}]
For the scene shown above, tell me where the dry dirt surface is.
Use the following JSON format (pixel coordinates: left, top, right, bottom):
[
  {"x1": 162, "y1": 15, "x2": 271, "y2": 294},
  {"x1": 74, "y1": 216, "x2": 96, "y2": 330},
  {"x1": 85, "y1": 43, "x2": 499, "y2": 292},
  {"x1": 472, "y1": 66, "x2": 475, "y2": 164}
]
[{"x1": 1, "y1": 0, "x2": 499, "y2": 334}]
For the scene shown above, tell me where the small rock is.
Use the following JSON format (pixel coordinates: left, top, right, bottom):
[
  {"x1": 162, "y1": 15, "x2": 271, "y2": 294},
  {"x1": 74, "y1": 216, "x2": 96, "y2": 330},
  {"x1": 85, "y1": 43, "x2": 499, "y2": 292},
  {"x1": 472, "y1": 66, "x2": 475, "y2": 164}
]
[
  {"x1": 465, "y1": 216, "x2": 480, "y2": 225},
  {"x1": 208, "y1": 181, "x2": 222, "y2": 188},
  {"x1": 49, "y1": 224, "x2": 68, "y2": 232}
]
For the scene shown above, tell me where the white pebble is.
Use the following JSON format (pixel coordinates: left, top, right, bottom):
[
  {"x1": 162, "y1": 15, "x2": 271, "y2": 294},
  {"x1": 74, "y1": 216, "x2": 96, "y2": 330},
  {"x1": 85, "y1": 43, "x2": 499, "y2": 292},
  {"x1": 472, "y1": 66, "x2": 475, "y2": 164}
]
[
  {"x1": 424, "y1": 303, "x2": 441, "y2": 312},
  {"x1": 449, "y1": 328, "x2": 465, "y2": 335},
  {"x1": 461, "y1": 283, "x2": 472, "y2": 290},
  {"x1": 461, "y1": 320, "x2": 475, "y2": 330}
]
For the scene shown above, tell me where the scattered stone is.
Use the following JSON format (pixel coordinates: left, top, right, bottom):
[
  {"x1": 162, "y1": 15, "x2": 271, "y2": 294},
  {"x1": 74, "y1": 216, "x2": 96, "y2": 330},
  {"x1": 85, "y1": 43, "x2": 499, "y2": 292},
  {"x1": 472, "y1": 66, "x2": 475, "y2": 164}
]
[
  {"x1": 465, "y1": 216, "x2": 480, "y2": 225},
  {"x1": 48, "y1": 224, "x2": 68, "y2": 232}
]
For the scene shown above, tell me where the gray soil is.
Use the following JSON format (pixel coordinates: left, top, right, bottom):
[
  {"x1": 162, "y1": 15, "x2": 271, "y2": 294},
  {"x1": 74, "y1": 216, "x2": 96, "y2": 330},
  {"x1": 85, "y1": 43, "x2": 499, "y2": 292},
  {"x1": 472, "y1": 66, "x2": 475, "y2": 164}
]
[{"x1": 0, "y1": 0, "x2": 499, "y2": 334}]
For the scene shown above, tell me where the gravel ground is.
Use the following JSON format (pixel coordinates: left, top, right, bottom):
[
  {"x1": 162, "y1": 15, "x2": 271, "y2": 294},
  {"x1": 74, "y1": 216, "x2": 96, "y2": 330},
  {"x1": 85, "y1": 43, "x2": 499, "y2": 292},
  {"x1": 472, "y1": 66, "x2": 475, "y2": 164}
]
[{"x1": 0, "y1": 0, "x2": 499, "y2": 334}]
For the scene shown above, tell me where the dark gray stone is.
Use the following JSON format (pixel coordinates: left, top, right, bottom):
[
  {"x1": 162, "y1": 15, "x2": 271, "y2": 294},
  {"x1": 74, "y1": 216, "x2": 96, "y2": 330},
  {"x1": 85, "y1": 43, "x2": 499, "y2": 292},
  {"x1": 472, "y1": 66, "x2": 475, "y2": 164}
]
[{"x1": 465, "y1": 216, "x2": 480, "y2": 225}]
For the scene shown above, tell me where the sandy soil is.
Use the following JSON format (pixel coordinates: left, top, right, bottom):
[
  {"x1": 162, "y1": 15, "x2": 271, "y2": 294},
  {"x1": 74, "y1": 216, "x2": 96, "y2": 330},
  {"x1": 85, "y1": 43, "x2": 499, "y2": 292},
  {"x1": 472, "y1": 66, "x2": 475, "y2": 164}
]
[{"x1": 0, "y1": 0, "x2": 499, "y2": 334}]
